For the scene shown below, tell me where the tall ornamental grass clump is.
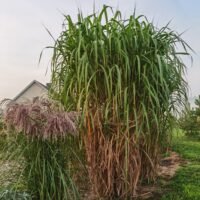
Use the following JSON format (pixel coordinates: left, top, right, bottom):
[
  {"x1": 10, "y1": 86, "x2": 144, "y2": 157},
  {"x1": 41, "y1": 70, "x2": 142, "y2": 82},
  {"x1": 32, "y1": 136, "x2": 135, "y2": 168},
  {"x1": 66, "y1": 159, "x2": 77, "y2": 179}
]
[
  {"x1": 4, "y1": 98, "x2": 79, "y2": 200},
  {"x1": 50, "y1": 6, "x2": 190, "y2": 198}
]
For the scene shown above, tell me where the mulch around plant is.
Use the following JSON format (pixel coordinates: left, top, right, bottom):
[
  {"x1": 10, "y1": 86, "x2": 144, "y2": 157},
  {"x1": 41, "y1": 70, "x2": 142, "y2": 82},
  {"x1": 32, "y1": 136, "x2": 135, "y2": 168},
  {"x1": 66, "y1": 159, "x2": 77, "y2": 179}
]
[
  {"x1": 82, "y1": 151, "x2": 187, "y2": 200},
  {"x1": 135, "y1": 151, "x2": 188, "y2": 199},
  {"x1": 158, "y1": 151, "x2": 187, "y2": 179}
]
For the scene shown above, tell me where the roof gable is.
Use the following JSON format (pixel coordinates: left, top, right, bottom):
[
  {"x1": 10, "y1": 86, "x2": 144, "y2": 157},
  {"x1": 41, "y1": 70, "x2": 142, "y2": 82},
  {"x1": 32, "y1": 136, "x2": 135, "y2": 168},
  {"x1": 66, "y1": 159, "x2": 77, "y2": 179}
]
[{"x1": 13, "y1": 80, "x2": 48, "y2": 102}]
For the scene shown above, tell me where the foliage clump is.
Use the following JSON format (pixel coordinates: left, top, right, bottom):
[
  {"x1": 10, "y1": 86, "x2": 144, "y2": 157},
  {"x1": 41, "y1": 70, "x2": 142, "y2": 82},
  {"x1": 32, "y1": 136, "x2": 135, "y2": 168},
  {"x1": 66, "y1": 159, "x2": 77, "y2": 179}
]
[
  {"x1": 3, "y1": 98, "x2": 79, "y2": 200},
  {"x1": 49, "y1": 5, "x2": 190, "y2": 198},
  {"x1": 179, "y1": 95, "x2": 200, "y2": 139}
]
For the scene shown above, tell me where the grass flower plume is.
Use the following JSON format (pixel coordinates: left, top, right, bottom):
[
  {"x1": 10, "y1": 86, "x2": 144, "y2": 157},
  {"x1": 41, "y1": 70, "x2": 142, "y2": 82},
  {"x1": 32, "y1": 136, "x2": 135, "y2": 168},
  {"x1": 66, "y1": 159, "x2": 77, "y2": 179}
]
[{"x1": 4, "y1": 98, "x2": 78, "y2": 140}]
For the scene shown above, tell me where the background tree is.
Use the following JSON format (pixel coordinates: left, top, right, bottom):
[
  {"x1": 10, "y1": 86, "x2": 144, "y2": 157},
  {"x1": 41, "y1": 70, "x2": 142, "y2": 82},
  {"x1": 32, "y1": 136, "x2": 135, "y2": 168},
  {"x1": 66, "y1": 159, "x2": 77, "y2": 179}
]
[
  {"x1": 195, "y1": 95, "x2": 200, "y2": 116},
  {"x1": 180, "y1": 96, "x2": 200, "y2": 138}
]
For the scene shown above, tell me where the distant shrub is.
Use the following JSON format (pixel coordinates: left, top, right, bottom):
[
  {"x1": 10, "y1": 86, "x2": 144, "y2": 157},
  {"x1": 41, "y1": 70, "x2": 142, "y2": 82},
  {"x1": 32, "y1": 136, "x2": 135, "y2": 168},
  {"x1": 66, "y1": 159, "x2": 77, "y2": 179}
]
[{"x1": 179, "y1": 96, "x2": 200, "y2": 139}]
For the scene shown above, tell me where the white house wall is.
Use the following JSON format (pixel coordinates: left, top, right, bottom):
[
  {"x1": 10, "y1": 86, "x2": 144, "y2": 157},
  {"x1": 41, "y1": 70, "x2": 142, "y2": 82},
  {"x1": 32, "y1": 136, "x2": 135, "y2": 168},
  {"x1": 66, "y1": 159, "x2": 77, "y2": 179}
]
[{"x1": 15, "y1": 84, "x2": 48, "y2": 103}]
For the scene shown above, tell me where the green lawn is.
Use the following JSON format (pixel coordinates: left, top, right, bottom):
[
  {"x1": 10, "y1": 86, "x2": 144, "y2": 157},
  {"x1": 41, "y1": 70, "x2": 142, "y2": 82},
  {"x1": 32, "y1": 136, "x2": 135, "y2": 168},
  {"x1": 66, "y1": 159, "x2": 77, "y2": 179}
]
[{"x1": 161, "y1": 132, "x2": 200, "y2": 200}]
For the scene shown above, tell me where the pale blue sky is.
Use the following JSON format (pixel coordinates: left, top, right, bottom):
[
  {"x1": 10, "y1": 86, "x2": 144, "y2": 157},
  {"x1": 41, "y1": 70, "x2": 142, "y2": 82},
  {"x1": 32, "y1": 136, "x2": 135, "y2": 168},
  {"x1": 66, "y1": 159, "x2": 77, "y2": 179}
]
[{"x1": 0, "y1": 0, "x2": 200, "y2": 99}]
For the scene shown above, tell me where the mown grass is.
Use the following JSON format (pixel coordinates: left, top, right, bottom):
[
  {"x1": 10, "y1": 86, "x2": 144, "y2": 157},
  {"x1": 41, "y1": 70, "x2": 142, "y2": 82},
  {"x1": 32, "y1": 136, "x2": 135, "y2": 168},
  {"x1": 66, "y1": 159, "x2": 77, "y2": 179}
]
[{"x1": 161, "y1": 131, "x2": 200, "y2": 200}]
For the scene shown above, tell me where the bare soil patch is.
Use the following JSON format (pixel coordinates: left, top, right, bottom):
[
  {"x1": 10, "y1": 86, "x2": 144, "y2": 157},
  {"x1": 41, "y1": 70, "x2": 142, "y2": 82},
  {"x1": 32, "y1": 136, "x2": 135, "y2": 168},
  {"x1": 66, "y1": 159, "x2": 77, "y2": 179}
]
[
  {"x1": 158, "y1": 151, "x2": 187, "y2": 179},
  {"x1": 135, "y1": 151, "x2": 187, "y2": 199}
]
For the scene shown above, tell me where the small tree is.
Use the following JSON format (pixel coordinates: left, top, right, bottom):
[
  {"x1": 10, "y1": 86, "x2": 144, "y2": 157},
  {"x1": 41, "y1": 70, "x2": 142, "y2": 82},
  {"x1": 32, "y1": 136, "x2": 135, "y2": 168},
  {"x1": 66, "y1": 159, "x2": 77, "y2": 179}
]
[{"x1": 179, "y1": 96, "x2": 200, "y2": 137}]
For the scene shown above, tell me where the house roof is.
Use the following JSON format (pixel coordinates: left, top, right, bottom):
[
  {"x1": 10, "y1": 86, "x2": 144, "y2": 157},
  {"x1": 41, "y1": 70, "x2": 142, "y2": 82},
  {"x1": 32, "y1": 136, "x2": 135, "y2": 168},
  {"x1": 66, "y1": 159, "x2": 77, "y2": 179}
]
[{"x1": 12, "y1": 80, "x2": 48, "y2": 101}]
